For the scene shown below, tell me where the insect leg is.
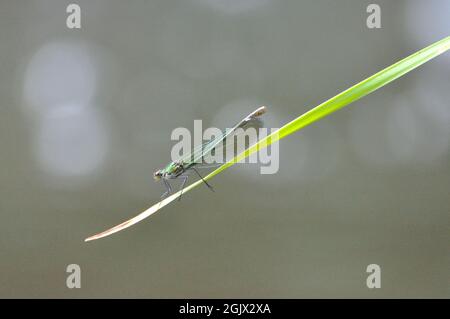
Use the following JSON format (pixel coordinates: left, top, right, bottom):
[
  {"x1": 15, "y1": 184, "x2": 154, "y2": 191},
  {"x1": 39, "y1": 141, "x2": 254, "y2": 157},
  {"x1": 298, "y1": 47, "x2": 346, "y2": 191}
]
[
  {"x1": 160, "y1": 178, "x2": 172, "y2": 199},
  {"x1": 191, "y1": 166, "x2": 214, "y2": 192},
  {"x1": 177, "y1": 174, "x2": 189, "y2": 201}
]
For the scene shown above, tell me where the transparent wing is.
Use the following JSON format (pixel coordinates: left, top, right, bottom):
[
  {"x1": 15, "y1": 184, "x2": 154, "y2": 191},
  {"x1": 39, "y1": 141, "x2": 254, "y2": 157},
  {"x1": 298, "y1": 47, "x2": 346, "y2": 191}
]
[
  {"x1": 199, "y1": 117, "x2": 264, "y2": 165},
  {"x1": 178, "y1": 106, "x2": 266, "y2": 167}
]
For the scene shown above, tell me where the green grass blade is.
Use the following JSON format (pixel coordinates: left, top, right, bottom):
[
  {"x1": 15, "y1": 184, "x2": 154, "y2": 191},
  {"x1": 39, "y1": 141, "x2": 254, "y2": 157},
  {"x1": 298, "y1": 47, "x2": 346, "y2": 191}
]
[{"x1": 85, "y1": 36, "x2": 450, "y2": 242}]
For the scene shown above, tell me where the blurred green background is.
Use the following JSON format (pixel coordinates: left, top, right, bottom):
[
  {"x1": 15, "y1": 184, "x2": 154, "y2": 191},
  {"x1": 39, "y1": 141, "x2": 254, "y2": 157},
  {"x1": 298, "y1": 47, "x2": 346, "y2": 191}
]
[{"x1": 0, "y1": 0, "x2": 448, "y2": 298}]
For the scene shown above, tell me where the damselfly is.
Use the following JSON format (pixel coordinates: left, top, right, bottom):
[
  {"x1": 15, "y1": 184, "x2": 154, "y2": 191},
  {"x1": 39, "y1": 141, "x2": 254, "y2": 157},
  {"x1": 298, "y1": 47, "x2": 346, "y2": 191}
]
[{"x1": 153, "y1": 106, "x2": 267, "y2": 199}]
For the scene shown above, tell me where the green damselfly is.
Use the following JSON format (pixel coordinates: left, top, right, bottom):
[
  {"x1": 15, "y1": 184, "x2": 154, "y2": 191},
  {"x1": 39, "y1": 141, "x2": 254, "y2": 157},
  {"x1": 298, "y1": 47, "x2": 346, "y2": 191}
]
[
  {"x1": 84, "y1": 106, "x2": 267, "y2": 242},
  {"x1": 153, "y1": 106, "x2": 267, "y2": 199}
]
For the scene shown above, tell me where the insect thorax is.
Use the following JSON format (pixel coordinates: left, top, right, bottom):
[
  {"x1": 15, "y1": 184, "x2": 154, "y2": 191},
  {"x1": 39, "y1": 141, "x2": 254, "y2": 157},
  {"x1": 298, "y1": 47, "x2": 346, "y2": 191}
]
[{"x1": 164, "y1": 161, "x2": 184, "y2": 178}]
